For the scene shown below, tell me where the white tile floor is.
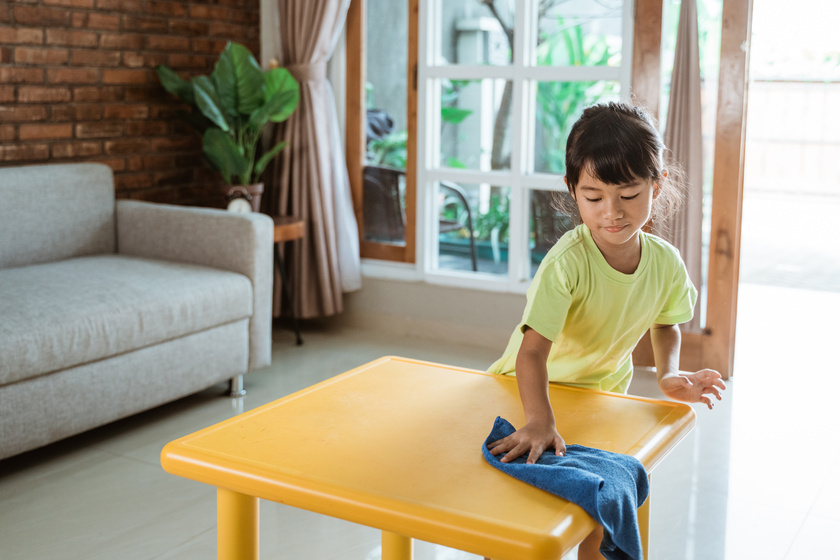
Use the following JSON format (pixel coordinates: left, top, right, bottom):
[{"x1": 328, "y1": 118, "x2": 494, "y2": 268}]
[{"x1": 1, "y1": 283, "x2": 838, "y2": 560}]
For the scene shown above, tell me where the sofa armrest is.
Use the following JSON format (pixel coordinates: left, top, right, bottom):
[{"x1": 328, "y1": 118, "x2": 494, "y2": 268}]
[{"x1": 116, "y1": 200, "x2": 273, "y2": 371}]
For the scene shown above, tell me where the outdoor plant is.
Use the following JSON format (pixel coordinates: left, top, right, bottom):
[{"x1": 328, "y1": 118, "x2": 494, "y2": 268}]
[{"x1": 155, "y1": 42, "x2": 300, "y2": 186}]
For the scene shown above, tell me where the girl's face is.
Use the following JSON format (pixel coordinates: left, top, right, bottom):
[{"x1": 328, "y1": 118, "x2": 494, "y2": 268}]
[{"x1": 568, "y1": 166, "x2": 658, "y2": 256}]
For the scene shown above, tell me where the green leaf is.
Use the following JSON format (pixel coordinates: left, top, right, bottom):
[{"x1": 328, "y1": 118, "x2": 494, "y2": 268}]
[
  {"x1": 203, "y1": 128, "x2": 248, "y2": 182},
  {"x1": 263, "y1": 68, "x2": 300, "y2": 122},
  {"x1": 193, "y1": 76, "x2": 230, "y2": 132},
  {"x1": 253, "y1": 141, "x2": 287, "y2": 179},
  {"x1": 248, "y1": 89, "x2": 299, "y2": 131},
  {"x1": 441, "y1": 107, "x2": 473, "y2": 124},
  {"x1": 213, "y1": 42, "x2": 265, "y2": 117},
  {"x1": 156, "y1": 66, "x2": 194, "y2": 104}
]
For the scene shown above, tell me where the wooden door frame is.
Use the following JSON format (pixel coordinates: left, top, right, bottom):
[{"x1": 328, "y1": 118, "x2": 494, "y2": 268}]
[
  {"x1": 631, "y1": 0, "x2": 754, "y2": 379},
  {"x1": 346, "y1": 0, "x2": 417, "y2": 263}
]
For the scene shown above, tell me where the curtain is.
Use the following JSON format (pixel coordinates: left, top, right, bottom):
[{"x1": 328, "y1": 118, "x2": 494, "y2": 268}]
[
  {"x1": 269, "y1": 0, "x2": 362, "y2": 319},
  {"x1": 658, "y1": 0, "x2": 704, "y2": 332}
]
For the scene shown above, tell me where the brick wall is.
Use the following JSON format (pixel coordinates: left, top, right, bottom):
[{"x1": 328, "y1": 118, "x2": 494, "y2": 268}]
[{"x1": 0, "y1": 0, "x2": 259, "y2": 207}]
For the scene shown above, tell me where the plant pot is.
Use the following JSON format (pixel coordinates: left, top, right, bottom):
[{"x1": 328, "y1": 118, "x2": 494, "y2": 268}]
[{"x1": 221, "y1": 183, "x2": 264, "y2": 213}]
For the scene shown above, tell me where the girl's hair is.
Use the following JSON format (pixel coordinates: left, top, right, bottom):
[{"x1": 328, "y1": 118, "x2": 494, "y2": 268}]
[{"x1": 556, "y1": 101, "x2": 685, "y2": 228}]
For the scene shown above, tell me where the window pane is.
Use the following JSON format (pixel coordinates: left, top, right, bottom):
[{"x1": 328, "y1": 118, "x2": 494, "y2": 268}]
[
  {"x1": 363, "y1": 165, "x2": 405, "y2": 243},
  {"x1": 536, "y1": 0, "x2": 623, "y2": 67},
  {"x1": 530, "y1": 189, "x2": 576, "y2": 277},
  {"x1": 439, "y1": 79, "x2": 512, "y2": 171},
  {"x1": 437, "y1": 1, "x2": 514, "y2": 66},
  {"x1": 533, "y1": 80, "x2": 620, "y2": 174},
  {"x1": 436, "y1": 182, "x2": 510, "y2": 275},
  {"x1": 365, "y1": 0, "x2": 408, "y2": 244}
]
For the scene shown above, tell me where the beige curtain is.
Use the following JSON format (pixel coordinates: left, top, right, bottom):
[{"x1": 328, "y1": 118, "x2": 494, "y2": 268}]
[
  {"x1": 658, "y1": 0, "x2": 704, "y2": 332},
  {"x1": 269, "y1": 0, "x2": 362, "y2": 319}
]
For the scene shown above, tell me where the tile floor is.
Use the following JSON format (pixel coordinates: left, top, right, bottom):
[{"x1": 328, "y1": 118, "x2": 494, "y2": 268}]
[{"x1": 1, "y1": 282, "x2": 838, "y2": 560}]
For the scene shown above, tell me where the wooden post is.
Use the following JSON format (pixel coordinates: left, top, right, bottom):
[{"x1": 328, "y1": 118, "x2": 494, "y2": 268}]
[{"x1": 705, "y1": 0, "x2": 754, "y2": 378}]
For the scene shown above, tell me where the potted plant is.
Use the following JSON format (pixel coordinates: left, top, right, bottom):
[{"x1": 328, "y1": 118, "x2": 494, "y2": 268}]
[{"x1": 155, "y1": 41, "x2": 300, "y2": 211}]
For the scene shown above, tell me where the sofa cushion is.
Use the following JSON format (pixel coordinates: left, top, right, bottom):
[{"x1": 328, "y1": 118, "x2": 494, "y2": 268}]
[
  {"x1": 0, "y1": 163, "x2": 116, "y2": 269},
  {"x1": 0, "y1": 254, "x2": 254, "y2": 386}
]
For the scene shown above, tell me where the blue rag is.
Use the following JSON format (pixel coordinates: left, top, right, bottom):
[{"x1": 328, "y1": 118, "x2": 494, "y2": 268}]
[{"x1": 482, "y1": 417, "x2": 649, "y2": 560}]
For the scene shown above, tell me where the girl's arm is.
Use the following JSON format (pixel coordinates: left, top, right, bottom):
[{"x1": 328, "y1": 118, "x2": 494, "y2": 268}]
[
  {"x1": 487, "y1": 327, "x2": 566, "y2": 464},
  {"x1": 650, "y1": 323, "x2": 726, "y2": 409}
]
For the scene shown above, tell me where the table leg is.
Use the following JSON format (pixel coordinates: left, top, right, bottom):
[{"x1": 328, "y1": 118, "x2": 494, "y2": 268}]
[
  {"x1": 382, "y1": 531, "x2": 413, "y2": 560},
  {"x1": 638, "y1": 475, "x2": 651, "y2": 560},
  {"x1": 274, "y1": 246, "x2": 303, "y2": 345},
  {"x1": 218, "y1": 487, "x2": 259, "y2": 560}
]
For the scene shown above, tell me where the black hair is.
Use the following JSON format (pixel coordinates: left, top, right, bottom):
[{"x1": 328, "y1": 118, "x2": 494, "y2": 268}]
[{"x1": 557, "y1": 101, "x2": 684, "y2": 226}]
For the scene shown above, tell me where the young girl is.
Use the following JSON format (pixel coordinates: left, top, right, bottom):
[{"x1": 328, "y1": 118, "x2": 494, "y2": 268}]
[{"x1": 486, "y1": 101, "x2": 725, "y2": 560}]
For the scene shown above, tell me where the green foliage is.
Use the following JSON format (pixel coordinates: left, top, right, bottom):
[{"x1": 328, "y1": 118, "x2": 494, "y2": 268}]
[
  {"x1": 156, "y1": 42, "x2": 300, "y2": 186},
  {"x1": 535, "y1": 18, "x2": 618, "y2": 174}
]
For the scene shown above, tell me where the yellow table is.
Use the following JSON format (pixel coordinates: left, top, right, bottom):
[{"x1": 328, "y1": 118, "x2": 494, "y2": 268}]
[{"x1": 161, "y1": 356, "x2": 695, "y2": 560}]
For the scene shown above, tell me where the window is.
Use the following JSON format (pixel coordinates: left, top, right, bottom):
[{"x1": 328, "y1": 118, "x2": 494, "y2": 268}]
[
  {"x1": 355, "y1": 0, "x2": 632, "y2": 291},
  {"x1": 419, "y1": 0, "x2": 632, "y2": 290}
]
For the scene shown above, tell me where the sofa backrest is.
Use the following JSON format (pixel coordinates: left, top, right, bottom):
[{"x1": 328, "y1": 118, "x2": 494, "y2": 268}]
[{"x1": 0, "y1": 163, "x2": 116, "y2": 269}]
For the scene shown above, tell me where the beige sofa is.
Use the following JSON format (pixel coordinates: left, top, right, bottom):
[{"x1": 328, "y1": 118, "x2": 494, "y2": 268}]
[{"x1": 0, "y1": 163, "x2": 273, "y2": 460}]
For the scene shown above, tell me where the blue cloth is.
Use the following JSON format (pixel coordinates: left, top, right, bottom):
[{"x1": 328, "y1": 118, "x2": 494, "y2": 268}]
[{"x1": 482, "y1": 417, "x2": 649, "y2": 560}]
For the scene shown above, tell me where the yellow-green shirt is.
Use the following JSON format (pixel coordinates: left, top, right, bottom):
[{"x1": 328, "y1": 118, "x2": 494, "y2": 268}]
[{"x1": 488, "y1": 225, "x2": 697, "y2": 393}]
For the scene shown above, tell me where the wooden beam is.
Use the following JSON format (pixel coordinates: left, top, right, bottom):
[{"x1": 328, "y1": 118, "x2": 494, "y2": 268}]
[
  {"x1": 631, "y1": 0, "x2": 662, "y2": 118},
  {"x1": 705, "y1": 0, "x2": 754, "y2": 379},
  {"x1": 404, "y1": 0, "x2": 418, "y2": 263},
  {"x1": 346, "y1": 0, "x2": 366, "y2": 241}
]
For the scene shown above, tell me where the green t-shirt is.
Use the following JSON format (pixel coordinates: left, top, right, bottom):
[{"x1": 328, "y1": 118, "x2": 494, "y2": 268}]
[{"x1": 488, "y1": 224, "x2": 697, "y2": 393}]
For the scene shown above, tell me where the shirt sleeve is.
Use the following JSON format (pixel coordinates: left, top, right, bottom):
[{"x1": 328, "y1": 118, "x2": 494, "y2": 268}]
[
  {"x1": 654, "y1": 257, "x2": 698, "y2": 325},
  {"x1": 520, "y1": 258, "x2": 574, "y2": 342}
]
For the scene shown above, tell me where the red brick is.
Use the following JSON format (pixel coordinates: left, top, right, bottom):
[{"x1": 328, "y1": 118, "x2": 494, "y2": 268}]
[
  {"x1": 0, "y1": 27, "x2": 44, "y2": 45},
  {"x1": 76, "y1": 121, "x2": 124, "y2": 138},
  {"x1": 47, "y1": 68, "x2": 99, "y2": 84},
  {"x1": 18, "y1": 86, "x2": 72, "y2": 103},
  {"x1": 19, "y1": 123, "x2": 73, "y2": 140},
  {"x1": 45, "y1": 0, "x2": 95, "y2": 7},
  {"x1": 0, "y1": 68, "x2": 44, "y2": 84},
  {"x1": 124, "y1": 87, "x2": 156, "y2": 102},
  {"x1": 115, "y1": 172, "x2": 153, "y2": 190},
  {"x1": 146, "y1": 0, "x2": 187, "y2": 17},
  {"x1": 141, "y1": 154, "x2": 175, "y2": 169},
  {"x1": 105, "y1": 138, "x2": 149, "y2": 155},
  {"x1": 0, "y1": 143, "x2": 50, "y2": 161},
  {"x1": 0, "y1": 87, "x2": 14, "y2": 103},
  {"x1": 0, "y1": 47, "x2": 11, "y2": 63},
  {"x1": 126, "y1": 121, "x2": 168, "y2": 136},
  {"x1": 153, "y1": 168, "x2": 193, "y2": 186},
  {"x1": 104, "y1": 104, "x2": 149, "y2": 119},
  {"x1": 147, "y1": 35, "x2": 190, "y2": 52},
  {"x1": 121, "y1": 52, "x2": 147, "y2": 68},
  {"x1": 51, "y1": 140, "x2": 103, "y2": 158},
  {"x1": 96, "y1": 0, "x2": 143, "y2": 12},
  {"x1": 45, "y1": 29, "x2": 98, "y2": 47},
  {"x1": 0, "y1": 3, "x2": 9, "y2": 23},
  {"x1": 13, "y1": 5, "x2": 71, "y2": 27},
  {"x1": 0, "y1": 125, "x2": 15, "y2": 142},
  {"x1": 122, "y1": 15, "x2": 168, "y2": 32},
  {"x1": 52, "y1": 104, "x2": 103, "y2": 121},
  {"x1": 14, "y1": 47, "x2": 70, "y2": 65},
  {"x1": 73, "y1": 86, "x2": 123, "y2": 102},
  {"x1": 72, "y1": 12, "x2": 120, "y2": 30},
  {"x1": 102, "y1": 69, "x2": 148, "y2": 85},
  {"x1": 192, "y1": 39, "x2": 229, "y2": 54},
  {"x1": 152, "y1": 136, "x2": 197, "y2": 152},
  {"x1": 169, "y1": 20, "x2": 210, "y2": 37},
  {"x1": 229, "y1": 9, "x2": 258, "y2": 25},
  {"x1": 71, "y1": 49, "x2": 121, "y2": 67},
  {"x1": 100, "y1": 33, "x2": 145, "y2": 50},
  {"x1": 208, "y1": 22, "x2": 255, "y2": 40},
  {"x1": 0, "y1": 106, "x2": 48, "y2": 123},
  {"x1": 189, "y1": 4, "x2": 229, "y2": 19},
  {"x1": 91, "y1": 157, "x2": 125, "y2": 171},
  {"x1": 166, "y1": 54, "x2": 212, "y2": 70}
]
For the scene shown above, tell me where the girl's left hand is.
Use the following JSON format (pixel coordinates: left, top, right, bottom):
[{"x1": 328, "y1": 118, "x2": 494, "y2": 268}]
[{"x1": 659, "y1": 369, "x2": 726, "y2": 409}]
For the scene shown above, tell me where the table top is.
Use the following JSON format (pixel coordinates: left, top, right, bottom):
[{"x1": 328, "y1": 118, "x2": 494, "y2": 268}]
[{"x1": 161, "y1": 356, "x2": 695, "y2": 560}]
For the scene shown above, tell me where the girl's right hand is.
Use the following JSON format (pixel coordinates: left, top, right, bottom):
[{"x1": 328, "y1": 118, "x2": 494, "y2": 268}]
[{"x1": 486, "y1": 421, "x2": 566, "y2": 464}]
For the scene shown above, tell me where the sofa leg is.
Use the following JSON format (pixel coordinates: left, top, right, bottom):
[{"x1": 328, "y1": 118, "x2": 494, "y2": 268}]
[{"x1": 229, "y1": 375, "x2": 246, "y2": 397}]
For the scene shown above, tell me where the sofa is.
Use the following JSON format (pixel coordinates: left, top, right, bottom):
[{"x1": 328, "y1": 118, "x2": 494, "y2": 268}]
[{"x1": 0, "y1": 163, "x2": 274, "y2": 460}]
